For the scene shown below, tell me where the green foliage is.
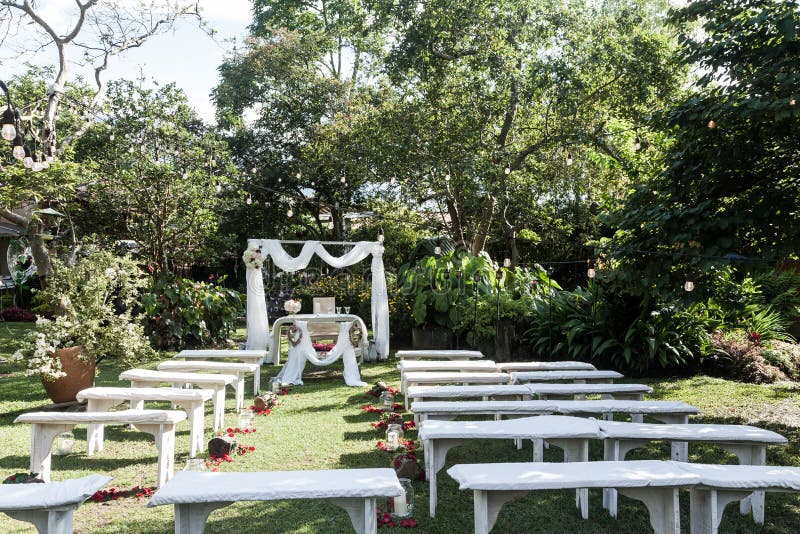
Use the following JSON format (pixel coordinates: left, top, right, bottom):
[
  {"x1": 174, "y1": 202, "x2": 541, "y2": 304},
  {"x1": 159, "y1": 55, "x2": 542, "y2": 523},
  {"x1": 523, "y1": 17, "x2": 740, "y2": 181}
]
[
  {"x1": 73, "y1": 80, "x2": 236, "y2": 271},
  {"x1": 141, "y1": 274, "x2": 243, "y2": 349},
  {"x1": 755, "y1": 269, "x2": 800, "y2": 321},
  {"x1": 523, "y1": 285, "x2": 714, "y2": 372},
  {"x1": 706, "y1": 331, "x2": 786, "y2": 384},
  {"x1": 12, "y1": 251, "x2": 154, "y2": 379},
  {"x1": 603, "y1": 0, "x2": 800, "y2": 298},
  {"x1": 397, "y1": 252, "x2": 498, "y2": 329},
  {"x1": 742, "y1": 307, "x2": 794, "y2": 343}
]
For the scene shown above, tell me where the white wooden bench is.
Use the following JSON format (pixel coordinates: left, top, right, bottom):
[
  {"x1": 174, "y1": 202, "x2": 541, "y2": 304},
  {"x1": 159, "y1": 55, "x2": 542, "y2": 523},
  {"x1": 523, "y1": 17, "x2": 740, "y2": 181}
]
[
  {"x1": 406, "y1": 385, "x2": 532, "y2": 424},
  {"x1": 147, "y1": 468, "x2": 404, "y2": 534},
  {"x1": 401, "y1": 372, "x2": 511, "y2": 410},
  {"x1": 526, "y1": 383, "x2": 654, "y2": 421},
  {"x1": 395, "y1": 349, "x2": 484, "y2": 360},
  {"x1": 157, "y1": 360, "x2": 259, "y2": 411},
  {"x1": 420, "y1": 416, "x2": 602, "y2": 517},
  {"x1": 175, "y1": 349, "x2": 266, "y2": 394},
  {"x1": 398, "y1": 360, "x2": 498, "y2": 373},
  {"x1": 510, "y1": 370, "x2": 623, "y2": 383},
  {"x1": 497, "y1": 361, "x2": 597, "y2": 372},
  {"x1": 120, "y1": 369, "x2": 236, "y2": 431},
  {"x1": 77, "y1": 387, "x2": 214, "y2": 457},
  {"x1": 0, "y1": 474, "x2": 111, "y2": 534},
  {"x1": 14, "y1": 410, "x2": 186, "y2": 487},
  {"x1": 598, "y1": 420, "x2": 788, "y2": 522},
  {"x1": 448, "y1": 460, "x2": 800, "y2": 534},
  {"x1": 410, "y1": 399, "x2": 699, "y2": 425}
]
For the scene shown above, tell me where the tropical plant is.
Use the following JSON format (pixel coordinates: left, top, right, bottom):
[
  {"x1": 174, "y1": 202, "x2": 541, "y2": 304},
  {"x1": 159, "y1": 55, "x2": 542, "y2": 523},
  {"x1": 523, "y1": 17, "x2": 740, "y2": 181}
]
[
  {"x1": 141, "y1": 273, "x2": 243, "y2": 349},
  {"x1": 12, "y1": 251, "x2": 153, "y2": 380}
]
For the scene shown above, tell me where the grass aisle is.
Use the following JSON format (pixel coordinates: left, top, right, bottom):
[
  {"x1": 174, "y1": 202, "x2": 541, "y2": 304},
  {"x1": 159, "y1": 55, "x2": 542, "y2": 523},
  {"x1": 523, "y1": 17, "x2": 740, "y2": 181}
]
[{"x1": 1, "y1": 321, "x2": 800, "y2": 532}]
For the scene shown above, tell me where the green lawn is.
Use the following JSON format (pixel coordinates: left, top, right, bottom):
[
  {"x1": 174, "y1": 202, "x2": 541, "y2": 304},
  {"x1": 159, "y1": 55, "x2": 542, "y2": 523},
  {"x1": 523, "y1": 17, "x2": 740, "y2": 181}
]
[{"x1": 1, "y1": 321, "x2": 800, "y2": 532}]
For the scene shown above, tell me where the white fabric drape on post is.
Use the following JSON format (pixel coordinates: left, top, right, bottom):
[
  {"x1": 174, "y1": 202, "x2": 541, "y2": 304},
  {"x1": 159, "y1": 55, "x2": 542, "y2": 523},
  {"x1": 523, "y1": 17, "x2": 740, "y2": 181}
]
[
  {"x1": 276, "y1": 321, "x2": 367, "y2": 386},
  {"x1": 244, "y1": 239, "x2": 390, "y2": 358}
]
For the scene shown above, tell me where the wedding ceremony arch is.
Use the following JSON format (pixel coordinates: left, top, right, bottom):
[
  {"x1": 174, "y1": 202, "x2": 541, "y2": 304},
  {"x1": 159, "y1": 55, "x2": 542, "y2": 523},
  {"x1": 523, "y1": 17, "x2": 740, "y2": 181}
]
[{"x1": 244, "y1": 239, "x2": 390, "y2": 361}]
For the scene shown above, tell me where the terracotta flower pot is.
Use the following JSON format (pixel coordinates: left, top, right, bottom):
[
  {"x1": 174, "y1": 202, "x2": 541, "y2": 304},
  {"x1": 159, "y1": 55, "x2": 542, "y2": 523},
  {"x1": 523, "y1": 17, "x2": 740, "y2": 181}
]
[{"x1": 41, "y1": 346, "x2": 96, "y2": 404}]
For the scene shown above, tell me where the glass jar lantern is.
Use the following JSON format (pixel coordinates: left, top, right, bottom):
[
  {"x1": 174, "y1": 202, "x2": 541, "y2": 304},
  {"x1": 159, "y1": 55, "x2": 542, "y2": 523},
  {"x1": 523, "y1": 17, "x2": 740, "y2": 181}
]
[
  {"x1": 53, "y1": 432, "x2": 75, "y2": 456},
  {"x1": 392, "y1": 478, "x2": 414, "y2": 519},
  {"x1": 379, "y1": 390, "x2": 394, "y2": 409},
  {"x1": 386, "y1": 423, "x2": 403, "y2": 451},
  {"x1": 270, "y1": 377, "x2": 281, "y2": 394},
  {"x1": 183, "y1": 458, "x2": 207, "y2": 472},
  {"x1": 238, "y1": 408, "x2": 254, "y2": 430}
]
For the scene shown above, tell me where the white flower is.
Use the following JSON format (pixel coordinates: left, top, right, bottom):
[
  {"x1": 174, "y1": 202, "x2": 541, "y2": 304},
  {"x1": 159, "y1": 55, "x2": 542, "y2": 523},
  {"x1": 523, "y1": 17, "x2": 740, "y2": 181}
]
[{"x1": 242, "y1": 246, "x2": 265, "y2": 270}]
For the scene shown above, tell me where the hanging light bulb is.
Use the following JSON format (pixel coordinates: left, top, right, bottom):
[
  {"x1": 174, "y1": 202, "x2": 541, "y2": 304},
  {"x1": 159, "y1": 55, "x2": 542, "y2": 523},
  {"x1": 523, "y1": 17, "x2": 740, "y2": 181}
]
[
  {"x1": 791, "y1": 99, "x2": 797, "y2": 106},
  {"x1": 634, "y1": 136, "x2": 642, "y2": 151},
  {"x1": 287, "y1": 207, "x2": 294, "y2": 217},
  {"x1": 251, "y1": 167, "x2": 257, "y2": 174},
  {"x1": 31, "y1": 154, "x2": 42, "y2": 171},
  {"x1": 390, "y1": 176, "x2": 396, "y2": 185},
  {"x1": 40, "y1": 154, "x2": 50, "y2": 169},
  {"x1": 296, "y1": 172, "x2": 301, "y2": 179},
  {"x1": 246, "y1": 194, "x2": 253, "y2": 205},
  {"x1": 22, "y1": 146, "x2": 33, "y2": 168},
  {"x1": 503, "y1": 257, "x2": 511, "y2": 268},
  {"x1": 215, "y1": 183, "x2": 222, "y2": 193},
  {"x1": 109, "y1": 133, "x2": 115, "y2": 141},
  {"x1": 278, "y1": 177, "x2": 282, "y2": 183},
  {"x1": 456, "y1": 269, "x2": 463, "y2": 279},
  {"x1": 434, "y1": 240, "x2": 442, "y2": 255},
  {"x1": 1, "y1": 107, "x2": 16, "y2": 141},
  {"x1": 378, "y1": 230, "x2": 385, "y2": 243},
  {"x1": 340, "y1": 176, "x2": 346, "y2": 183},
  {"x1": 504, "y1": 167, "x2": 511, "y2": 175},
  {"x1": 12, "y1": 136, "x2": 24, "y2": 160},
  {"x1": 587, "y1": 259, "x2": 596, "y2": 279},
  {"x1": 684, "y1": 280, "x2": 695, "y2": 292},
  {"x1": 566, "y1": 151, "x2": 573, "y2": 166},
  {"x1": 707, "y1": 120, "x2": 717, "y2": 129},
  {"x1": 311, "y1": 180, "x2": 315, "y2": 187},
  {"x1": 444, "y1": 173, "x2": 450, "y2": 181}
]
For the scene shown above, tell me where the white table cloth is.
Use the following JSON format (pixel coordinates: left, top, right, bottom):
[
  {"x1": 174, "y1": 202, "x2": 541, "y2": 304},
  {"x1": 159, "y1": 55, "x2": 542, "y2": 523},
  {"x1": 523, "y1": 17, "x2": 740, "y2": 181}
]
[
  {"x1": 269, "y1": 314, "x2": 369, "y2": 366},
  {"x1": 277, "y1": 321, "x2": 366, "y2": 387}
]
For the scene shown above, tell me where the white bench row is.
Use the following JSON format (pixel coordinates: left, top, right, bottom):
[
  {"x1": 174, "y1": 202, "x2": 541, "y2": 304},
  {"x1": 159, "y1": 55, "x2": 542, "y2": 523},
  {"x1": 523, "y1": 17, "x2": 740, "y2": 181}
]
[
  {"x1": 398, "y1": 360, "x2": 597, "y2": 373},
  {"x1": 14, "y1": 410, "x2": 185, "y2": 487},
  {"x1": 419, "y1": 415, "x2": 787, "y2": 518},
  {"x1": 448, "y1": 460, "x2": 800, "y2": 534},
  {"x1": 175, "y1": 349, "x2": 266, "y2": 395},
  {"x1": 148, "y1": 469, "x2": 403, "y2": 534}
]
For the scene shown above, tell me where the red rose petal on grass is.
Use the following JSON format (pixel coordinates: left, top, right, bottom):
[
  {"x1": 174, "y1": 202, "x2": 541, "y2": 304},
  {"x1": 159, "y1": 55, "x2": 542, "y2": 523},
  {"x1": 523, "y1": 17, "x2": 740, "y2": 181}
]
[{"x1": 226, "y1": 428, "x2": 233, "y2": 433}]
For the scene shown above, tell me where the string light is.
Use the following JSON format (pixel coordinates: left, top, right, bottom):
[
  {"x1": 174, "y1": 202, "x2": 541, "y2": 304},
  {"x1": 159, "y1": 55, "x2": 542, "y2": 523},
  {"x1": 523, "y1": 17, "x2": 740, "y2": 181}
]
[
  {"x1": 504, "y1": 167, "x2": 511, "y2": 175},
  {"x1": 707, "y1": 120, "x2": 717, "y2": 129},
  {"x1": 587, "y1": 259, "x2": 596, "y2": 279},
  {"x1": 109, "y1": 133, "x2": 115, "y2": 141},
  {"x1": 791, "y1": 99, "x2": 796, "y2": 106},
  {"x1": 503, "y1": 257, "x2": 511, "y2": 268},
  {"x1": 287, "y1": 207, "x2": 293, "y2": 217},
  {"x1": 340, "y1": 176, "x2": 346, "y2": 183},
  {"x1": 246, "y1": 194, "x2": 253, "y2": 205},
  {"x1": 12, "y1": 135, "x2": 24, "y2": 160},
  {"x1": 296, "y1": 172, "x2": 301, "y2": 179},
  {"x1": 566, "y1": 152, "x2": 573, "y2": 166},
  {"x1": 215, "y1": 183, "x2": 222, "y2": 193},
  {"x1": 684, "y1": 280, "x2": 695, "y2": 292},
  {"x1": 445, "y1": 173, "x2": 450, "y2": 181},
  {"x1": 634, "y1": 136, "x2": 641, "y2": 151},
  {"x1": 434, "y1": 239, "x2": 442, "y2": 255}
]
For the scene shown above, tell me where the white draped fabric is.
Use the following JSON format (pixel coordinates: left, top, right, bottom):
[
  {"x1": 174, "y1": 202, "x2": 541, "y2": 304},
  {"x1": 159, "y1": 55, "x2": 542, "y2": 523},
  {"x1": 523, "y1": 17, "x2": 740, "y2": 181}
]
[
  {"x1": 245, "y1": 239, "x2": 390, "y2": 358},
  {"x1": 276, "y1": 321, "x2": 367, "y2": 387}
]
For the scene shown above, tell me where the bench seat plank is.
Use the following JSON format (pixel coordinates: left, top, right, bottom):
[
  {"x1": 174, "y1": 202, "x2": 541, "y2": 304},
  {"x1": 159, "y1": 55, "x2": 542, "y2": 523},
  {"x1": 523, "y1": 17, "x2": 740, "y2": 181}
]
[
  {"x1": 15, "y1": 410, "x2": 185, "y2": 488},
  {"x1": 511, "y1": 370, "x2": 623, "y2": 383},
  {"x1": 157, "y1": 361, "x2": 259, "y2": 410},
  {"x1": 497, "y1": 361, "x2": 596, "y2": 372},
  {"x1": 398, "y1": 360, "x2": 498, "y2": 372},
  {"x1": 77, "y1": 387, "x2": 214, "y2": 457},
  {"x1": 0, "y1": 474, "x2": 112, "y2": 534},
  {"x1": 149, "y1": 469, "x2": 403, "y2": 534},
  {"x1": 395, "y1": 350, "x2": 483, "y2": 360},
  {"x1": 120, "y1": 369, "x2": 236, "y2": 431},
  {"x1": 420, "y1": 416, "x2": 601, "y2": 517},
  {"x1": 176, "y1": 350, "x2": 266, "y2": 394}
]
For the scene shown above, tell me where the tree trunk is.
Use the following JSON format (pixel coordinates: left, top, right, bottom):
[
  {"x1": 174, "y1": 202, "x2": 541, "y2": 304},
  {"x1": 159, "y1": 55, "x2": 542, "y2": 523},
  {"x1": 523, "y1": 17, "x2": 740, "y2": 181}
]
[{"x1": 470, "y1": 195, "x2": 496, "y2": 254}]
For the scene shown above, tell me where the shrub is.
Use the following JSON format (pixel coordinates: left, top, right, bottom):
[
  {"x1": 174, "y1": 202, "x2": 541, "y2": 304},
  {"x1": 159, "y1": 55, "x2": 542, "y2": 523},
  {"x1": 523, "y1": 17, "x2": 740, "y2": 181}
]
[
  {"x1": 142, "y1": 274, "x2": 242, "y2": 349},
  {"x1": 0, "y1": 306, "x2": 36, "y2": 322},
  {"x1": 706, "y1": 331, "x2": 786, "y2": 384}
]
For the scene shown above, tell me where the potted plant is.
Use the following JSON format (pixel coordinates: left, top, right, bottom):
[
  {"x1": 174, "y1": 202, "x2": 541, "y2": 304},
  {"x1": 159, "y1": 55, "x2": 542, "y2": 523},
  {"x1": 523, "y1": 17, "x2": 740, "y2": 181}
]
[{"x1": 12, "y1": 251, "x2": 154, "y2": 403}]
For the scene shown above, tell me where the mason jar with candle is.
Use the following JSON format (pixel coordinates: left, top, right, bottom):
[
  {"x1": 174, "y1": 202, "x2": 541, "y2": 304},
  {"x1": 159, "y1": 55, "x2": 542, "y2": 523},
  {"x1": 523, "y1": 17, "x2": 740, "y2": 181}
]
[
  {"x1": 270, "y1": 377, "x2": 281, "y2": 394},
  {"x1": 386, "y1": 423, "x2": 403, "y2": 451},
  {"x1": 238, "y1": 408, "x2": 254, "y2": 430},
  {"x1": 379, "y1": 390, "x2": 394, "y2": 409},
  {"x1": 392, "y1": 478, "x2": 414, "y2": 519},
  {"x1": 53, "y1": 431, "x2": 75, "y2": 456},
  {"x1": 183, "y1": 459, "x2": 207, "y2": 472}
]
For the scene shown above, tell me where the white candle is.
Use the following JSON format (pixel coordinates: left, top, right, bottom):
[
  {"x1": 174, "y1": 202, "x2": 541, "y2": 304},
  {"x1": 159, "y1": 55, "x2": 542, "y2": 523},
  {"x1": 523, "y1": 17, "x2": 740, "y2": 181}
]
[
  {"x1": 393, "y1": 492, "x2": 408, "y2": 516},
  {"x1": 387, "y1": 430, "x2": 399, "y2": 451}
]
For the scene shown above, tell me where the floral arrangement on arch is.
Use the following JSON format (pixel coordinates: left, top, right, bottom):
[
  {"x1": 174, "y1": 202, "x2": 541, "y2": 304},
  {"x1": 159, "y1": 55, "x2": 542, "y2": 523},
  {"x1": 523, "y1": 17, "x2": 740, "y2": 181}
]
[{"x1": 242, "y1": 245, "x2": 264, "y2": 270}]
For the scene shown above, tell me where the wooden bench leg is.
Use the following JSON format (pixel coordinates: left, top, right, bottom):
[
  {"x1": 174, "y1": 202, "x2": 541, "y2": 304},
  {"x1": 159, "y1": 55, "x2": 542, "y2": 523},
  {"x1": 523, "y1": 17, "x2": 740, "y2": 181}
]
[
  {"x1": 5, "y1": 507, "x2": 75, "y2": 534},
  {"x1": 721, "y1": 443, "x2": 766, "y2": 523},
  {"x1": 30, "y1": 423, "x2": 73, "y2": 482},
  {"x1": 174, "y1": 401, "x2": 205, "y2": 457},
  {"x1": 426, "y1": 438, "x2": 464, "y2": 518},
  {"x1": 174, "y1": 502, "x2": 231, "y2": 534},
  {"x1": 134, "y1": 423, "x2": 175, "y2": 487},
  {"x1": 86, "y1": 399, "x2": 117, "y2": 456},
  {"x1": 617, "y1": 487, "x2": 680, "y2": 534},
  {"x1": 212, "y1": 387, "x2": 225, "y2": 431},
  {"x1": 689, "y1": 489, "x2": 752, "y2": 534},
  {"x1": 473, "y1": 490, "x2": 528, "y2": 534},
  {"x1": 329, "y1": 497, "x2": 377, "y2": 534},
  {"x1": 254, "y1": 364, "x2": 261, "y2": 395}
]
